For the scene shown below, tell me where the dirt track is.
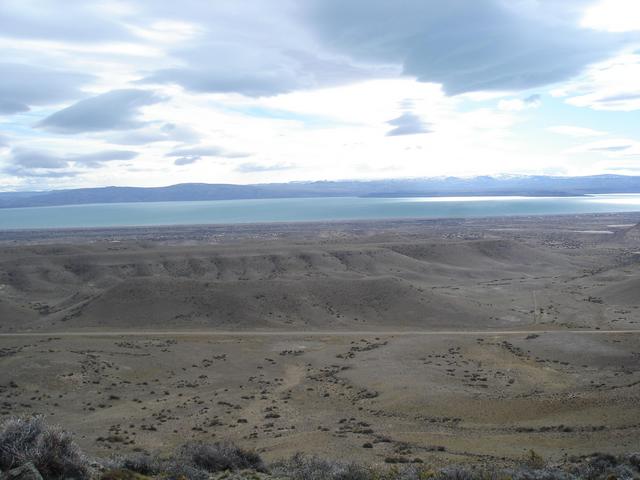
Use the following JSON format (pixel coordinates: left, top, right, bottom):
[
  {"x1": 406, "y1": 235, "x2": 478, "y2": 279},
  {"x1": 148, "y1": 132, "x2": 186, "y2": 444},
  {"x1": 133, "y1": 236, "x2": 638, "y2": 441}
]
[{"x1": 1, "y1": 329, "x2": 639, "y2": 337}]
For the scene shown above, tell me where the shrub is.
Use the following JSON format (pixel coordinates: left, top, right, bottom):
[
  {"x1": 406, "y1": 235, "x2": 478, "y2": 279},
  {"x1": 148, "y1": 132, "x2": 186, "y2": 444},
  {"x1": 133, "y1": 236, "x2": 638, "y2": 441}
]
[
  {"x1": 627, "y1": 453, "x2": 640, "y2": 470},
  {"x1": 111, "y1": 454, "x2": 161, "y2": 476},
  {"x1": 0, "y1": 416, "x2": 89, "y2": 480},
  {"x1": 178, "y1": 441, "x2": 265, "y2": 472},
  {"x1": 510, "y1": 467, "x2": 574, "y2": 480},
  {"x1": 523, "y1": 450, "x2": 546, "y2": 469},
  {"x1": 109, "y1": 441, "x2": 264, "y2": 480},
  {"x1": 271, "y1": 453, "x2": 372, "y2": 480},
  {"x1": 433, "y1": 467, "x2": 477, "y2": 480},
  {"x1": 162, "y1": 460, "x2": 210, "y2": 480},
  {"x1": 100, "y1": 468, "x2": 152, "y2": 480}
]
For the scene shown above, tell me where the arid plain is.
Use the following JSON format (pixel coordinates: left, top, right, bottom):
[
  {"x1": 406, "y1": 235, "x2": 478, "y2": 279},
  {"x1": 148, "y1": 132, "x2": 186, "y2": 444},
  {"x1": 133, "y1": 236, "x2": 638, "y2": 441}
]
[{"x1": 1, "y1": 214, "x2": 639, "y2": 466}]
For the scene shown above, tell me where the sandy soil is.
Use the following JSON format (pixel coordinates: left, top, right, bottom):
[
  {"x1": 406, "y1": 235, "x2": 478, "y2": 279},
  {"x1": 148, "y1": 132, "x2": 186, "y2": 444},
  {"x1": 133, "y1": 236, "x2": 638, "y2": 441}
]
[{"x1": 1, "y1": 213, "x2": 640, "y2": 465}]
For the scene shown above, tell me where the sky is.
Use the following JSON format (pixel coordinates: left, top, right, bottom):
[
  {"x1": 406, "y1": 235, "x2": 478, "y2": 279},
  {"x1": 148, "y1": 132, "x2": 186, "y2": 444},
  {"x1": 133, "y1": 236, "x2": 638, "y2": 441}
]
[{"x1": 1, "y1": 0, "x2": 640, "y2": 191}]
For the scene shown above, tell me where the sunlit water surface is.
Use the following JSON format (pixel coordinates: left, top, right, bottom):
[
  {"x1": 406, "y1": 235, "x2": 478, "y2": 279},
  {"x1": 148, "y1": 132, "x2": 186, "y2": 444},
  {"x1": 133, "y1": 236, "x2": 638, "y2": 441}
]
[{"x1": 1, "y1": 194, "x2": 639, "y2": 230}]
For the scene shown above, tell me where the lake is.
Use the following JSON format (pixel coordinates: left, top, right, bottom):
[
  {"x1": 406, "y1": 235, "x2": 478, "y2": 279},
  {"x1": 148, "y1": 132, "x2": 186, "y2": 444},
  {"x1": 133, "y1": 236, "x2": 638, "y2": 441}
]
[{"x1": 1, "y1": 194, "x2": 640, "y2": 230}]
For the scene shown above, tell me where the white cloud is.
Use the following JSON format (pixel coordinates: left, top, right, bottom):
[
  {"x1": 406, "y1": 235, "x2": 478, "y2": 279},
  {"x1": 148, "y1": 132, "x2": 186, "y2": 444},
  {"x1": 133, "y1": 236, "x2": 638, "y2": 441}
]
[
  {"x1": 581, "y1": 0, "x2": 640, "y2": 32},
  {"x1": 552, "y1": 53, "x2": 640, "y2": 111},
  {"x1": 547, "y1": 125, "x2": 608, "y2": 137},
  {"x1": 498, "y1": 94, "x2": 541, "y2": 111}
]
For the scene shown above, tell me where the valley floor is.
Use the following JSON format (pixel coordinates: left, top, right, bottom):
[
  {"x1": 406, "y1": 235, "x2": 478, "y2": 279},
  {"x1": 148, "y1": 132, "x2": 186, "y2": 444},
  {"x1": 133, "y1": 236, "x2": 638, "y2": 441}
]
[{"x1": 1, "y1": 213, "x2": 640, "y2": 464}]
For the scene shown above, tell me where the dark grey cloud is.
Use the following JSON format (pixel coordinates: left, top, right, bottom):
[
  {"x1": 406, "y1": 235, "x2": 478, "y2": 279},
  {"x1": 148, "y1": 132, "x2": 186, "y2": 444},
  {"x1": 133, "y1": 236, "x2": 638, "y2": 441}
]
[
  {"x1": 235, "y1": 162, "x2": 296, "y2": 173},
  {"x1": 108, "y1": 130, "x2": 170, "y2": 145},
  {"x1": 107, "y1": 123, "x2": 200, "y2": 145},
  {"x1": 142, "y1": 47, "x2": 382, "y2": 97},
  {"x1": 70, "y1": 150, "x2": 138, "y2": 167},
  {"x1": 304, "y1": 0, "x2": 628, "y2": 95},
  {"x1": 3, "y1": 0, "x2": 628, "y2": 106},
  {"x1": 0, "y1": 63, "x2": 93, "y2": 115},
  {"x1": 166, "y1": 146, "x2": 247, "y2": 158},
  {"x1": 144, "y1": 61, "x2": 300, "y2": 98},
  {"x1": 38, "y1": 89, "x2": 164, "y2": 133},
  {"x1": 167, "y1": 146, "x2": 250, "y2": 165},
  {"x1": 387, "y1": 112, "x2": 431, "y2": 136},
  {"x1": 10, "y1": 148, "x2": 68, "y2": 169},
  {"x1": 173, "y1": 156, "x2": 200, "y2": 166},
  {"x1": 127, "y1": 0, "x2": 391, "y2": 97},
  {"x1": 3, "y1": 166, "x2": 79, "y2": 178},
  {"x1": 0, "y1": 99, "x2": 30, "y2": 115},
  {"x1": 4, "y1": 147, "x2": 138, "y2": 178}
]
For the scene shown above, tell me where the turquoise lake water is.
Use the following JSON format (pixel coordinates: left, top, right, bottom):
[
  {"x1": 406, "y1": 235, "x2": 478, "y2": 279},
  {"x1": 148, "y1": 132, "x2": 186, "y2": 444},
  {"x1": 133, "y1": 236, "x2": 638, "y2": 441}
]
[{"x1": 1, "y1": 194, "x2": 640, "y2": 230}]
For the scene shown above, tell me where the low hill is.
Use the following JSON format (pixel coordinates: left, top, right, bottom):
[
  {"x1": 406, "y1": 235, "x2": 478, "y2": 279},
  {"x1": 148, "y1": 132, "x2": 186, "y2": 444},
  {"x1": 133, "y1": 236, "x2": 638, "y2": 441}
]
[
  {"x1": 0, "y1": 237, "x2": 573, "y2": 332},
  {"x1": 3, "y1": 175, "x2": 640, "y2": 208}
]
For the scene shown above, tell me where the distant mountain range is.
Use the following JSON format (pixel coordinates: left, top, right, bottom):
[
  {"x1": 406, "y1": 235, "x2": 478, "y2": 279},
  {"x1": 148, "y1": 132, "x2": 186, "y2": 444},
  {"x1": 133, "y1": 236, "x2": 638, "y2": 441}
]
[{"x1": 2, "y1": 175, "x2": 640, "y2": 208}]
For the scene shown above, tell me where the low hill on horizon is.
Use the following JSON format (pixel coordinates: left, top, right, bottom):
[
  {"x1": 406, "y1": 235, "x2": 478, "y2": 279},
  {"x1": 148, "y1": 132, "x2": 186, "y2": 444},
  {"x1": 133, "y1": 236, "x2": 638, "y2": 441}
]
[{"x1": 3, "y1": 174, "x2": 640, "y2": 208}]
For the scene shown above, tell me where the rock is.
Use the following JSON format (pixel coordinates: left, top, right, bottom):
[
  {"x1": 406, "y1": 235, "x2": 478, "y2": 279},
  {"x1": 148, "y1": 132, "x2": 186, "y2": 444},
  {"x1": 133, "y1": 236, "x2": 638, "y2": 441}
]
[{"x1": 0, "y1": 463, "x2": 43, "y2": 480}]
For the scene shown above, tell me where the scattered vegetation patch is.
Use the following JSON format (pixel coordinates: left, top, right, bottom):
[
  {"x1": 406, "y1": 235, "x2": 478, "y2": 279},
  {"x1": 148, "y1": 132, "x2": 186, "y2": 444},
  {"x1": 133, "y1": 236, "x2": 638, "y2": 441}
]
[{"x1": 1, "y1": 417, "x2": 639, "y2": 480}]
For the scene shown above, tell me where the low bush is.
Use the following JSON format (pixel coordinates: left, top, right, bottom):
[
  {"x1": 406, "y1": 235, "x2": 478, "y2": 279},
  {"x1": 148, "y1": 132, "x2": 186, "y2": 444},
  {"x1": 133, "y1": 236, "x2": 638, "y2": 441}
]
[
  {"x1": 179, "y1": 441, "x2": 265, "y2": 473},
  {"x1": 271, "y1": 453, "x2": 372, "y2": 480},
  {"x1": 111, "y1": 440, "x2": 264, "y2": 479},
  {"x1": 0, "y1": 416, "x2": 89, "y2": 480},
  {"x1": 111, "y1": 454, "x2": 161, "y2": 476}
]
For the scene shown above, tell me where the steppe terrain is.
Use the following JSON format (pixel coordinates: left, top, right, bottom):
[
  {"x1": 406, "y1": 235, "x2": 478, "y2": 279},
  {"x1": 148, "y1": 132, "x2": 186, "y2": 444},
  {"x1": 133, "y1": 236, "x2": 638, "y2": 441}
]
[{"x1": 1, "y1": 213, "x2": 640, "y2": 466}]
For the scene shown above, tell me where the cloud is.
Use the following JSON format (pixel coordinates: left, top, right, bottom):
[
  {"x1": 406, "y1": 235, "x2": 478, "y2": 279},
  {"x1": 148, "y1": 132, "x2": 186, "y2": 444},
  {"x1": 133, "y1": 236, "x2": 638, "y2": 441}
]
[
  {"x1": 38, "y1": 89, "x2": 164, "y2": 133},
  {"x1": 70, "y1": 150, "x2": 138, "y2": 167},
  {"x1": 581, "y1": 0, "x2": 640, "y2": 33},
  {"x1": 565, "y1": 138, "x2": 640, "y2": 155},
  {"x1": 498, "y1": 94, "x2": 541, "y2": 111},
  {"x1": 386, "y1": 112, "x2": 431, "y2": 136},
  {"x1": 0, "y1": 63, "x2": 93, "y2": 115},
  {"x1": 166, "y1": 145, "x2": 250, "y2": 165},
  {"x1": 0, "y1": 2, "x2": 133, "y2": 43},
  {"x1": 547, "y1": 125, "x2": 607, "y2": 137},
  {"x1": 3, "y1": 148, "x2": 72, "y2": 178},
  {"x1": 142, "y1": 45, "x2": 382, "y2": 97},
  {"x1": 552, "y1": 53, "x2": 640, "y2": 111},
  {"x1": 0, "y1": 99, "x2": 30, "y2": 115},
  {"x1": 173, "y1": 156, "x2": 200, "y2": 166},
  {"x1": 3, "y1": 166, "x2": 79, "y2": 178},
  {"x1": 108, "y1": 123, "x2": 200, "y2": 145},
  {"x1": 235, "y1": 162, "x2": 296, "y2": 173},
  {"x1": 4, "y1": 147, "x2": 138, "y2": 178},
  {"x1": 589, "y1": 144, "x2": 631, "y2": 151},
  {"x1": 127, "y1": 1, "x2": 393, "y2": 97},
  {"x1": 166, "y1": 146, "x2": 230, "y2": 157},
  {"x1": 9, "y1": 148, "x2": 68, "y2": 169},
  {"x1": 305, "y1": 0, "x2": 628, "y2": 95},
  {"x1": 1, "y1": 0, "x2": 639, "y2": 186}
]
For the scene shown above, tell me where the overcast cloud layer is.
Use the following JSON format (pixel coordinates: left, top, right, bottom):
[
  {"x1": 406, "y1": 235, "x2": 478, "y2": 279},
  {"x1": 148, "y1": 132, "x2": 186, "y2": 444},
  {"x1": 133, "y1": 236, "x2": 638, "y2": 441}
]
[{"x1": 1, "y1": 0, "x2": 640, "y2": 190}]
